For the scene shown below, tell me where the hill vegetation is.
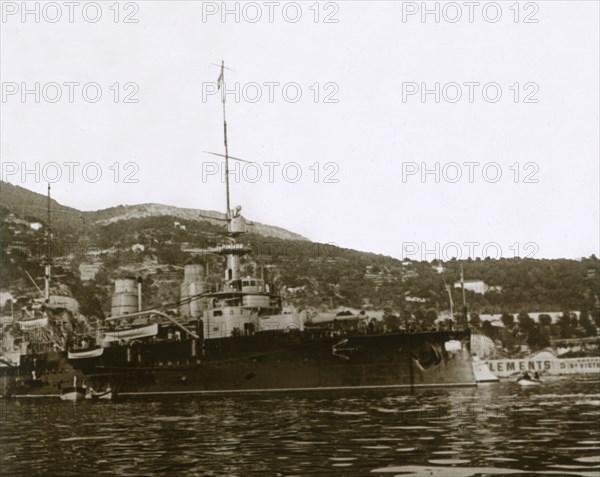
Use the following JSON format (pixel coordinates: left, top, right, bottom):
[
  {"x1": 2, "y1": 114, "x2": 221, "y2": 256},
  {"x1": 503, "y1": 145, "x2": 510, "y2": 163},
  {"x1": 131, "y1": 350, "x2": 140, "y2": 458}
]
[{"x1": 1, "y1": 181, "x2": 599, "y2": 349}]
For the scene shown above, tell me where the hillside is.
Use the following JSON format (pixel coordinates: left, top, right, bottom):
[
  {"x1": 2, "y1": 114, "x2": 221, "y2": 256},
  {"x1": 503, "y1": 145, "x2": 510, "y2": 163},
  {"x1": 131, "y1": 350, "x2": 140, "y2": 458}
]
[
  {"x1": 0, "y1": 181, "x2": 306, "y2": 241},
  {"x1": 0, "y1": 181, "x2": 82, "y2": 229},
  {"x1": 1, "y1": 182, "x2": 599, "y2": 334}
]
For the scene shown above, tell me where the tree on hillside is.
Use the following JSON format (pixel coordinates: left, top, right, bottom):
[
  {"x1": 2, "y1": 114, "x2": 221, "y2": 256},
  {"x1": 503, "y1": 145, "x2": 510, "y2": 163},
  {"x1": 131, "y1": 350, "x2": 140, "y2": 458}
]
[
  {"x1": 539, "y1": 314, "x2": 552, "y2": 327},
  {"x1": 501, "y1": 313, "x2": 515, "y2": 329},
  {"x1": 500, "y1": 327, "x2": 518, "y2": 352},
  {"x1": 593, "y1": 308, "x2": 600, "y2": 328},
  {"x1": 469, "y1": 312, "x2": 481, "y2": 329},
  {"x1": 517, "y1": 311, "x2": 535, "y2": 333},
  {"x1": 481, "y1": 320, "x2": 497, "y2": 340},
  {"x1": 414, "y1": 307, "x2": 426, "y2": 326},
  {"x1": 527, "y1": 325, "x2": 550, "y2": 350},
  {"x1": 383, "y1": 314, "x2": 401, "y2": 332},
  {"x1": 424, "y1": 308, "x2": 438, "y2": 327},
  {"x1": 559, "y1": 312, "x2": 572, "y2": 338},
  {"x1": 579, "y1": 310, "x2": 598, "y2": 337},
  {"x1": 538, "y1": 314, "x2": 552, "y2": 340}
]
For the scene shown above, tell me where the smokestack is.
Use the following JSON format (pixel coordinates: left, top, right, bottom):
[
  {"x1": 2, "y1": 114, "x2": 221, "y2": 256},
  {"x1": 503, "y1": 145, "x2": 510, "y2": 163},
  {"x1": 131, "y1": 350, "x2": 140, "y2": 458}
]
[{"x1": 137, "y1": 276, "x2": 143, "y2": 312}]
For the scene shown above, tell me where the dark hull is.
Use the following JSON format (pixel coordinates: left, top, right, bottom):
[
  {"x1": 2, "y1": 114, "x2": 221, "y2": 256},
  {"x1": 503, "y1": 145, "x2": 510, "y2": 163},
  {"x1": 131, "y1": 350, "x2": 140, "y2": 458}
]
[{"x1": 5, "y1": 330, "x2": 476, "y2": 397}]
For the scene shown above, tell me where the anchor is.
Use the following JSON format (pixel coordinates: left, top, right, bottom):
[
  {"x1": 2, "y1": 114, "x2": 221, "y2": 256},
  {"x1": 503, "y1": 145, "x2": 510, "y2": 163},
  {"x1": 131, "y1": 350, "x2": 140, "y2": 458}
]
[{"x1": 332, "y1": 339, "x2": 360, "y2": 360}]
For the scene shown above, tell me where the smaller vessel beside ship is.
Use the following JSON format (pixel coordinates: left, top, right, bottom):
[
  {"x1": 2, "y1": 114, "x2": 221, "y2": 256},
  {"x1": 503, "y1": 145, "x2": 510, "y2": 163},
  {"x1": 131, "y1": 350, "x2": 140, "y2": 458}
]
[
  {"x1": 84, "y1": 385, "x2": 114, "y2": 401},
  {"x1": 59, "y1": 376, "x2": 86, "y2": 401},
  {"x1": 516, "y1": 373, "x2": 542, "y2": 386}
]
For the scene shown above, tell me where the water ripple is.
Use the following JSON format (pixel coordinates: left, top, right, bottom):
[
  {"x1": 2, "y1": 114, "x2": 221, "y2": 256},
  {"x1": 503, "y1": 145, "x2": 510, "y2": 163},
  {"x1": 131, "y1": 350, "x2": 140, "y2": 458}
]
[{"x1": 1, "y1": 379, "x2": 598, "y2": 476}]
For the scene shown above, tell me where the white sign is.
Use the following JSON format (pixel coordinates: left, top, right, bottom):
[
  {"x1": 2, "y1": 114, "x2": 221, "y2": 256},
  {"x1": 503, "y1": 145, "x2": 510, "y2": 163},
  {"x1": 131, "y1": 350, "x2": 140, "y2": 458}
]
[{"x1": 485, "y1": 357, "x2": 600, "y2": 377}]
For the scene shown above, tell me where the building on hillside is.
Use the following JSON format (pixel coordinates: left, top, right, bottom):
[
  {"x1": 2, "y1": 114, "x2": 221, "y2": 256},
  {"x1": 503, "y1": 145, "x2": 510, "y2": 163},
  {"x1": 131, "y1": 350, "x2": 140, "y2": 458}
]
[
  {"x1": 405, "y1": 296, "x2": 427, "y2": 303},
  {"x1": 47, "y1": 295, "x2": 80, "y2": 313},
  {"x1": 0, "y1": 291, "x2": 14, "y2": 307},
  {"x1": 286, "y1": 286, "x2": 306, "y2": 293},
  {"x1": 433, "y1": 264, "x2": 445, "y2": 274},
  {"x1": 454, "y1": 279, "x2": 489, "y2": 294},
  {"x1": 5, "y1": 214, "x2": 29, "y2": 226},
  {"x1": 79, "y1": 263, "x2": 103, "y2": 281},
  {"x1": 364, "y1": 266, "x2": 384, "y2": 286}
]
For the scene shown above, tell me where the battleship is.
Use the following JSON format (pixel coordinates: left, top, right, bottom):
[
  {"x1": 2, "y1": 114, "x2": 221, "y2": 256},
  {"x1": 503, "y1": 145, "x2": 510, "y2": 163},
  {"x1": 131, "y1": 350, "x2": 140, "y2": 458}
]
[{"x1": 1, "y1": 63, "x2": 476, "y2": 397}]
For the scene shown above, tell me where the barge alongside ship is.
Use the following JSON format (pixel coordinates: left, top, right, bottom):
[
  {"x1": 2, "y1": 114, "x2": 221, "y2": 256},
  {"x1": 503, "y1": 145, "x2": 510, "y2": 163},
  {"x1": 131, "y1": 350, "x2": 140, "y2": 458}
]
[{"x1": 1, "y1": 63, "x2": 475, "y2": 397}]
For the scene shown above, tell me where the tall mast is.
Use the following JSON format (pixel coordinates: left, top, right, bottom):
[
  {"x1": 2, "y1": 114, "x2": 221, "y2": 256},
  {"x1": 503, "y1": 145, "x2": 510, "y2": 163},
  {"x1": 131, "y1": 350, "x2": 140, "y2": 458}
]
[
  {"x1": 44, "y1": 183, "x2": 52, "y2": 301},
  {"x1": 219, "y1": 60, "x2": 231, "y2": 215},
  {"x1": 460, "y1": 264, "x2": 467, "y2": 325},
  {"x1": 215, "y1": 61, "x2": 248, "y2": 286},
  {"x1": 443, "y1": 278, "x2": 453, "y2": 318}
]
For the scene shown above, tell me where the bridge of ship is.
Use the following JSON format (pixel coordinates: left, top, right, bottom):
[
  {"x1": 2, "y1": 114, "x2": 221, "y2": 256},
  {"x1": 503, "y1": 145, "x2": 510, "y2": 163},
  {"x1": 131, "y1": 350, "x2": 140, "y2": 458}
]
[{"x1": 202, "y1": 278, "x2": 300, "y2": 339}]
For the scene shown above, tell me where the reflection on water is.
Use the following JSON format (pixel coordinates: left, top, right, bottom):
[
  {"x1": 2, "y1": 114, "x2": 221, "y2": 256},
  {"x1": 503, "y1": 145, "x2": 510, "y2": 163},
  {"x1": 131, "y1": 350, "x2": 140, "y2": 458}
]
[{"x1": 1, "y1": 378, "x2": 599, "y2": 476}]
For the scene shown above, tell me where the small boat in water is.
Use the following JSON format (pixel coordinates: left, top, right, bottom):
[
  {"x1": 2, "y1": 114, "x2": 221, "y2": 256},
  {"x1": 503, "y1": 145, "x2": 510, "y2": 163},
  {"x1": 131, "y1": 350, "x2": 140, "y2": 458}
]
[
  {"x1": 85, "y1": 386, "x2": 114, "y2": 401},
  {"x1": 60, "y1": 376, "x2": 86, "y2": 401},
  {"x1": 68, "y1": 348, "x2": 104, "y2": 359},
  {"x1": 517, "y1": 372, "x2": 542, "y2": 386},
  {"x1": 517, "y1": 378, "x2": 542, "y2": 386},
  {"x1": 101, "y1": 323, "x2": 158, "y2": 344}
]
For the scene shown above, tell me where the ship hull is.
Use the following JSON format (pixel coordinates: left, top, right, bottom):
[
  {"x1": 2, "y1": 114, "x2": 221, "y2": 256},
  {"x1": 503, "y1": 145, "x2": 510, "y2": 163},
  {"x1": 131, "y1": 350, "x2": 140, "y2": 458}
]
[{"x1": 6, "y1": 330, "x2": 476, "y2": 397}]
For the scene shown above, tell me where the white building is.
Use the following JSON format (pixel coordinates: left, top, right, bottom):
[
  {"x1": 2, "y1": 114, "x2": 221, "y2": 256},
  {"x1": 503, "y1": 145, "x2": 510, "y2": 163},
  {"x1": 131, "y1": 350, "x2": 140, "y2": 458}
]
[
  {"x1": 0, "y1": 291, "x2": 14, "y2": 307},
  {"x1": 405, "y1": 296, "x2": 427, "y2": 303},
  {"x1": 454, "y1": 279, "x2": 489, "y2": 294},
  {"x1": 79, "y1": 263, "x2": 103, "y2": 281},
  {"x1": 433, "y1": 264, "x2": 445, "y2": 274}
]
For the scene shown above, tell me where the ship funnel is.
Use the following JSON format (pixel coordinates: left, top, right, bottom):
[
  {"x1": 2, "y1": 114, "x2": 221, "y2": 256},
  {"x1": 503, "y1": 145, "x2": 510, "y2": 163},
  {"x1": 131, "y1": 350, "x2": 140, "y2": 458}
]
[
  {"x1": 111, "y1": 278, "x2": 138, "y2": 316},
  {"x1": 180, "y1": 264, "x2": 206, "y2": 318},
  {"x1": 137, "y1": 276, "x2": 143, "y2": 312}
]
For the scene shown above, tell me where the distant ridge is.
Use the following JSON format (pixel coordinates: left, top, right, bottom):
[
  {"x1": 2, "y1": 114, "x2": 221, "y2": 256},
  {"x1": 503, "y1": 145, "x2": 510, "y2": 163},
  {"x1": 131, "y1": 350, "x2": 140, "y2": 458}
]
[
  {"x1": 0, "y1": 180, "x2": 81, "y2": 226},
  {"x1": 0, "y1": 181, "x2": 308, "y2": 241}
]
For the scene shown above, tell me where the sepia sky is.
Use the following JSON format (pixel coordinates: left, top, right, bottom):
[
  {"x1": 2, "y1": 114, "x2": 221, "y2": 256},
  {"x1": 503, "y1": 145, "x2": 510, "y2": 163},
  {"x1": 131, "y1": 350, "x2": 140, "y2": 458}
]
[{"x1": 1, "y1": 1, "x2": 598, "y2": 260}]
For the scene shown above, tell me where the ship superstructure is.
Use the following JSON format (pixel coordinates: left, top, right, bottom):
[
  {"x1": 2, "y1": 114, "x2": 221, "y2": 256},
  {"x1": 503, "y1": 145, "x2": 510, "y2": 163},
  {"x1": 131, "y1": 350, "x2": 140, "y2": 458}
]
[{"x1": 196, "y1": 210, "x2": 303, "y2": 339}]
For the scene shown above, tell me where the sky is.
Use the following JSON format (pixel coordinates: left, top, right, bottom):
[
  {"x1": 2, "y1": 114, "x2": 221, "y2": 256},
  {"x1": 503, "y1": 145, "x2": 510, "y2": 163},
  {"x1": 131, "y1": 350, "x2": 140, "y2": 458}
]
[{"x1": 1, "y1": 1, "x2": 599, "y2": 261}]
